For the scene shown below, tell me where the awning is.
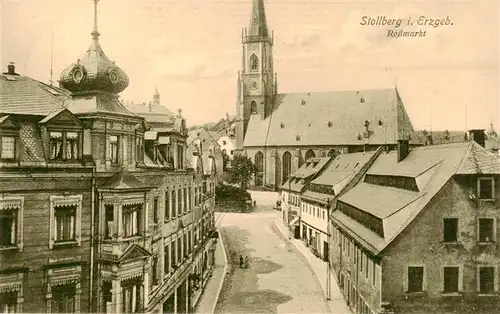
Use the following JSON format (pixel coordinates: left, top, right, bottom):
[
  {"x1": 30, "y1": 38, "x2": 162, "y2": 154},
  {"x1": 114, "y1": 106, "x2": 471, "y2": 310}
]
[
  {"x1": 144, "y1": 131, "x2": 158, "y2": 140},
  {"x1": 289, "y1": 216, "x2": 300, "y2": 226}
]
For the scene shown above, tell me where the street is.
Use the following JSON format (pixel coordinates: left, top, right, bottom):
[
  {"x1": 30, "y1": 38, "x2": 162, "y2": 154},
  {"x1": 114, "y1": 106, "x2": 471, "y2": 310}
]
[{"x1": 214, "y1": 191, "x2": 331, "y2": 313}]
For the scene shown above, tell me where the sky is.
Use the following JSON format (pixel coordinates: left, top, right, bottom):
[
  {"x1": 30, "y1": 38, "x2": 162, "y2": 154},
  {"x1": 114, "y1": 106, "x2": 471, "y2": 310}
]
[{"x1": 1, "y1": 0, "x2": 499, "y2": 131}]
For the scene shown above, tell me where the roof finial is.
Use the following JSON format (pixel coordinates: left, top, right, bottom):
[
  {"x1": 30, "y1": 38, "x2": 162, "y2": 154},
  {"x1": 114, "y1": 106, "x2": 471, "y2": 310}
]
[{"x1": 91, "y1": 0, "x2": 100, "y2": 41}]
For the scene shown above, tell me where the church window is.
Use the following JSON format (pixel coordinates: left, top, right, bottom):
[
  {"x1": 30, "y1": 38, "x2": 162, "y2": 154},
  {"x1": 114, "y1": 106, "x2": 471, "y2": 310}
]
[
  {"x1": 282, "y1": 152, "x2": 292, "y2": 183},
  {"x1": 301, "y1": 100, "x2": 306, "y2": 106},
  {"x1": 250, "y1": 54, "x2": 259, "y2": 72},
  {"x1": 280, "y1": 123, "x2": 285, "y2": 129},
  {"x1": 250, "y1": 101, "x2": 257, "y2": 114},
  {"x1": 328, "y1": 121, "x2": 332, "y2": 128},
  {"x1": 296, "y1": 135, "x2": 301, "y2": 141},
  {"x1": 305, "y1": 150, "x2": 315, "y2": 161}
]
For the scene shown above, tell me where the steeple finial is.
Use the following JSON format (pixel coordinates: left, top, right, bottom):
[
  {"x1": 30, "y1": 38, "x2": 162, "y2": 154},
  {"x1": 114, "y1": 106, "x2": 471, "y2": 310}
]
[
  {"x1": 91, "y1": 0, "x2": 100, "y2": 41},
  {"x1": 248, "y1": 0, "x2": 269, "y2": 38}
]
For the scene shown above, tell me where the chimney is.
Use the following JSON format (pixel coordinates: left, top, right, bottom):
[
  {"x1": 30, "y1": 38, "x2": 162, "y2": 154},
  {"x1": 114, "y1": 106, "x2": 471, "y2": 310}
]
[
  {"x1": 3, "y1": 62, "x2": 19, "y2": 76},
  {"x1": 397, "y1": 139, "x2": 410, "y2": 162},
  {"x1": 468, "y1": 129, "x2": 486, "y2": 147}
]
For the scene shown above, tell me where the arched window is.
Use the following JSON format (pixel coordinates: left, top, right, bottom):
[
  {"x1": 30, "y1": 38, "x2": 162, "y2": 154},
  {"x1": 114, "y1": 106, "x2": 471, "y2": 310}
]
[
  {"x1": 250, "y1": 101, "x2": 257, "y2": 114},
  {"x1": 282, "y1": 151, "x2": 292, "y2": 183},
  {"x1": 327, "y1": 149, "x2": 338, "y2": 158},
  {"x1": 250, "y1": 54, "x2": 259, "y2": 72},
  {"x1": 254, "y1": 151, "x2": 264, "y2": 186},
  {"x1": 305, "y1": 149, "x2": 315, "y2": 161}
]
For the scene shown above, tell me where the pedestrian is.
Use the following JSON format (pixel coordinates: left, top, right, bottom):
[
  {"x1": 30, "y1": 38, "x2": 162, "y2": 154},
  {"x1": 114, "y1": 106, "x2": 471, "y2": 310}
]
[{"x1": 239, "y1": 255, "x2": 244, "y2": 268}]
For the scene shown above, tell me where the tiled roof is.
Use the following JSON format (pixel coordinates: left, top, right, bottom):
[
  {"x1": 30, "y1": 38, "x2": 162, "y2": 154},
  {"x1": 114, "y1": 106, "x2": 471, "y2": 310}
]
[
  {"x1": 244, "y1": 88, "x2": 414, "y2": 147},
  {"x1": 281, "y1": 156, "x2": 331, "y2": 192},
  {"x1": 312, "y1": 152, "x2": 374, "y2": 189},
  {"x1": 124, "y1": 102, "x2": 175, "y2": 124},
  {"x1": 0, "y1": 74, "x2": 70, "y2": 116},
  {"x1": 457, "y1": 141, "x2": 500, "y2": 174},
  {"x1": 334, "y1": 141, "x2": 500, "y2": 254}
]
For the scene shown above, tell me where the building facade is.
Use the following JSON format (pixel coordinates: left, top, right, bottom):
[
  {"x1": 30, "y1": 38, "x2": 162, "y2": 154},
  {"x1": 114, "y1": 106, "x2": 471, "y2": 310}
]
[
  {"x1": 235, "y1": 0, "x2": 415, "y2": 190},
  {"x1": 329, "y1": 136, "x2": 500, "y2": 314},
  {"x1": 0, "y1": 2, "x2": 217, "y2": 313}
]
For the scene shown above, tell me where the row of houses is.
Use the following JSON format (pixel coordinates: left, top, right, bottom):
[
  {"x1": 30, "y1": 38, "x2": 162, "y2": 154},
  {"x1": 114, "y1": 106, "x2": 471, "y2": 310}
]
[
  {"x1": 0, "y1": 1, "x2": 221, "y2": 313},
  {"x1": 279, "y1": 131, "x2": 500, "y2": 314}
]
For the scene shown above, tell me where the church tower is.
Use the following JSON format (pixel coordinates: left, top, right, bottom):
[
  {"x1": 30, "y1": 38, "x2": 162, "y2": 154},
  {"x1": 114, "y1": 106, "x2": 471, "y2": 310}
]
[
  {"x1": 153, "y1": 86, "x2": 160, "y2": 106},
  {"x1": 236, "y1": 0, "x2": 277, "y2": 149}
]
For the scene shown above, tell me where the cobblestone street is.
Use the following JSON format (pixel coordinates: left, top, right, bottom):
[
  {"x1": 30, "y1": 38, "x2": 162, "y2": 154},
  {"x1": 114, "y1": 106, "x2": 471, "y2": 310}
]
[{"x1": 214, "y1": 192, "x2": 332, "y2": 313}]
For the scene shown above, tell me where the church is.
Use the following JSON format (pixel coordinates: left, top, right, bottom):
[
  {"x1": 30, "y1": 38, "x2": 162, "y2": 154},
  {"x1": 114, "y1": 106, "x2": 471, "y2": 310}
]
[{"x1": 235, "y1": 0, "x2": 415, "y2": 190}]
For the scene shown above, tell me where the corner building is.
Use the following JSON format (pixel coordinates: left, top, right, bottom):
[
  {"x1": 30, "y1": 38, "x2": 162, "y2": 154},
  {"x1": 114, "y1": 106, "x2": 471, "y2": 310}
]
[{"x1": 0, "y1": 1, "x2": 216, "y2": 313}]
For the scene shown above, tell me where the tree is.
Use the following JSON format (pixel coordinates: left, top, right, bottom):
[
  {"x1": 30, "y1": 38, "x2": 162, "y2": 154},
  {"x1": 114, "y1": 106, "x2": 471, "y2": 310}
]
[{"x1": 224, "y1": 154, "x2": 255, "y2": 190}]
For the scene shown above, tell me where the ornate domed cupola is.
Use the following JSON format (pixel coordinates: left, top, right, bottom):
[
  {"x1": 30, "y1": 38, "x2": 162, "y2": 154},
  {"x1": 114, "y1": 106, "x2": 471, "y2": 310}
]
[{"x1": 59, "y1": 0, "x2": 129, "y2": 95}]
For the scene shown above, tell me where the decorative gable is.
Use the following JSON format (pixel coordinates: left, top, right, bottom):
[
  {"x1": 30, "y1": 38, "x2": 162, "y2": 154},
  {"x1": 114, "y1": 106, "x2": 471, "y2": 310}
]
[
  {"x1": 0, "y1": 115, "x2": 20, "y2": 131},
  {"x1": 118, "y1": 244, "x2": 151, "y2": 263},
  {"x1": 39, "y1": 108, "x2": 83, "y2": 129}
]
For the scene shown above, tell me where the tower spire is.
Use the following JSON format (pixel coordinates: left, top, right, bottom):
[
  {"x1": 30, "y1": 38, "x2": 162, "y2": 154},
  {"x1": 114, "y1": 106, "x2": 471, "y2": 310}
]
[
  {"x1": 91, "y1": 0, "x2": 100, "y2": 41},
  {"x1": 248, "y1": 0, "x2": 269, "y2": 38}
]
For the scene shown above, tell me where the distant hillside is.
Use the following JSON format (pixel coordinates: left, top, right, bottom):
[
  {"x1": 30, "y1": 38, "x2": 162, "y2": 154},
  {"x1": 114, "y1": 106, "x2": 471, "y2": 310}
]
[{"x1": 190, "y1": 114, "x2": 237, "y2": 132}]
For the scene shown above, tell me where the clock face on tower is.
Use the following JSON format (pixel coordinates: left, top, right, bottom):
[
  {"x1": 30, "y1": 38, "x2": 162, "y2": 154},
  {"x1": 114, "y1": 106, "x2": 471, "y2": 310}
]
[{"x1": 249, "y1": 81, "x2": 258, "y2": 91}]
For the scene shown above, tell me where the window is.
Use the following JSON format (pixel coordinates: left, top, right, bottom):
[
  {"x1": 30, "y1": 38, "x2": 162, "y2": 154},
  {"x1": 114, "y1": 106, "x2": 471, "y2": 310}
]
[
  {"x1": 165, "y1": 191, "x2": 170, "y2": 221},
  {"x1": 123, "y1": 205, "x2": 141, "y2": 238},
  {"x1": 54, "y1": 206, "x2": 76, "y2": 242},
  {"x1": 478, "y1": 178, "x2": 494, "y2": 200},
  {"x1": 183, "y1": 233, "x2": 187, "y2": 258},
  {"x1": 51, "y1": 284, "x2": 76, "y2": 313},
  {"x1": 171, "y1": 240, "x2": 176, "y2": 268},
  {"x1": 121, "y1": 281, "x2": 142, "y2": 313},
  {"x1": 164, "y1": 244, "x2": 170, "y2": 274},
  {"x1": 407, "y1": 266, "x2": 424, "y2": 293},
  {"x1": 109, "y1": 135, "x2": 119, "y2": 164},
  {"x1": 0, "y1": 136, "x2": 15, "y2": 159},
  {"x1": 172, "y1": 191, "x2": 177, "y2": 218},
  {"x1": 194, "y1": 225, "x2": 198, "y2": 246},
  {"x1": 188, "y1": 230, "x2": 192, "y2": 253},
  {"x1": 152, "y1": 256, "x2": 159, "y2": 285},
  {"x1": 443, "y1": 218, "x2": 458, "y2": 242},
  {"x1": 479, "y1": 267, "x2": 495, "y2": 294},
  {"x1": 104, "y1": 205, "x2": 114, "y2": 239},
  {"x1": 177, "y1": 190, "x2": 182, "y2": 216},
  {"x1": 136, "y1": 137, "x2": 144, "y2": 163},
  {"x1": 250, "y1": 54, "x2": 259, "y2": 71},
  {"x1": 153, "y1": 197, "x2": 159, "y2": 224},
  {"x1": 50, "y1": 132, "x2": 63, "y2": 160},
  {"x1": 0, "y1": 291, "x2": 17, "y2": 313},
  {"x1": 49, "y1": 196, "x2": 81, "y2": 249},
  {"x1": 0, "y1": 210, "x2": 17, "y2": 247},
  {"x1": 188, "y1": 187, "x2": 192, "y2": 211},
  {"x1": 372, "y1": 262, "x2": 376, "y2": 285},
  {"x1": 183, "y1": 188, "x2": 187, "y2": 213},
  {"x1": 443, "y1": 267, "x2": 459, "y2": 293},
  {"x1": 479, "y1": 218, "x2": 494, "y2": 243},
  {"x1": 65, "y1": 132, "x2": 79, "y2": 160},
  {"x1": 177, "y1": 237, "x2": 182, "y2": 264}
]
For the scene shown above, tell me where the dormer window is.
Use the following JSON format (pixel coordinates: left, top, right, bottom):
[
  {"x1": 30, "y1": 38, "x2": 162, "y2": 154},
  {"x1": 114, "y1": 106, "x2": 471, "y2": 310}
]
[
  {"x1": 49, "y1": 132, "x2": 63, "y2": 160},
  {"x1": 0, "y1": 136, "x2": 16, "y2": 159},
  {"x1": 49, "y1": 131, "x2": 81, "y2": 161},
  {"x1": 66, "y1": 132, "x2": 79, "y2": 160},
  {"x1": 109, "y1": 135, "x2": 119, "y2": 164}
]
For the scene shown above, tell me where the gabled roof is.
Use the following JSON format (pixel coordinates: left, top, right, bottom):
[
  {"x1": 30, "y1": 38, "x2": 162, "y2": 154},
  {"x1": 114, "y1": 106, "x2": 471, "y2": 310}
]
[
  {"x1": 39, "y1": 108, "x2": 83, "y2": 127},
  {"x1": 332, "y1": 141, "x2": 500, "y2": 255},
  {"x1": 281, "y1": 156, "x2": 331, "y2": 192},
  {"x1": 118, "y1": 244, "x2": 152, "y2": 263},
  {"x1": 244, "y1": 88, "x2": 414, "y2": 147},
  {"x1": 1, "y1": 74, "x2": 70, "y2": 116}
]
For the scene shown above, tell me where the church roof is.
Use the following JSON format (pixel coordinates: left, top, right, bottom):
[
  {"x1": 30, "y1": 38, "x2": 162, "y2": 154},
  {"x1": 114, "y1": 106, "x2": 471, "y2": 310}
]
[
  {"x1": 243, "y1": 88, "x2": 414, "y2": 147},
  {"x1": 64, "y1": 94, "x2": 138, "y2": 117}
]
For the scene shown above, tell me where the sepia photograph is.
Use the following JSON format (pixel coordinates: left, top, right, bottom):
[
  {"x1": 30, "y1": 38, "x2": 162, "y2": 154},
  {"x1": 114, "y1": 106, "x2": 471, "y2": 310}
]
[{"x1": 1, "y1": 0, "x2": 499, "y2": 313}]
